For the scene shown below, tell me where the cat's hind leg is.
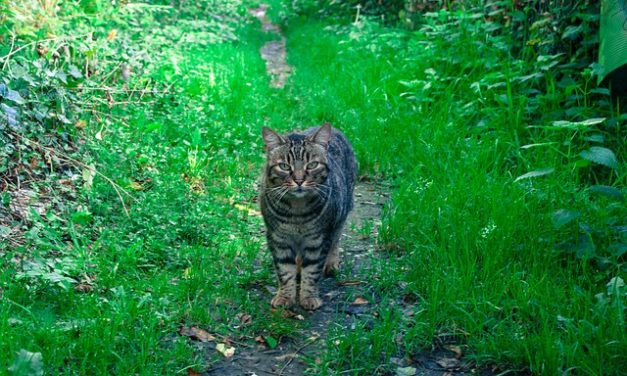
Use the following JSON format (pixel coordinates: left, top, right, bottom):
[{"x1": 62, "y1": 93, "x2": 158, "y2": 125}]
[
  {"x1": 323, "y1": 224, "x2": 345, "y2": 276},
  {"x1": 323, "y1": 245, "x2": 340, "y2": 276}
]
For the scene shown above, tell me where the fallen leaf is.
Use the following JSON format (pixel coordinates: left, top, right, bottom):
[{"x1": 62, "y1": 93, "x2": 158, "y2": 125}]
[
  {"x1": 445, "y1": 344, "x2": 463, "y2": 358},
  {"x1": 255, "y1": 335, "x2": 278, "y2": 349},
  {"x1": 58, "y1": 179, "x2": 74, "y2": 186},
  {"x1": 74, "y1": 283, "x2": 93, "y2": 293},
  {"x1": 280, "y1": 309, "x2": 299, "y2": 318},
  {"x1": 82, "y1": 164, "x2": 96, "y2": 190},
  {"x1": 236, "y1": 312, "x2": 252, "y2": 325},
  {"x1": 275, "y1": 353, "x2": 297, "y2": 362},
  {"x1": 179, "y1": 326, "x2": 216, "y2": 342},
  {"x1": 396, "y1": 366, "x2": 417, "y2": 376},
  {"x1": 435, "y1": 357, "x2": 460, "y2": 369},
  {"x1": 216, "y1": 343, "x2": 235, "y2": 357},
  {"x1": 390, "y1": 357, "x2": 404, "y2": 366},
  {"x1": 107, "y1": 29, "x2": 117, "y2": 40},
  {"x1": 129, "y1": 181, "x2": 143, "y2": 190},
  {"x1": 75, "y1": 120, "x2": 87, "y2": 129},
  {"x1": 352, "y1": 297, "x2": 369, "y2": 305},
  {"x1": 187, "y1": 369, "x2": 202, "y2": 376}
]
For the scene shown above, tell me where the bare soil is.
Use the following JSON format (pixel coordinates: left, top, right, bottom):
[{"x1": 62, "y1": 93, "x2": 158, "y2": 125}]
[
  {"x1": 205, "y1": 182, "x2": 389, "y2": 375},
  {"x1": 249, "y1": 4, "x2": 292, "y2": 88}
]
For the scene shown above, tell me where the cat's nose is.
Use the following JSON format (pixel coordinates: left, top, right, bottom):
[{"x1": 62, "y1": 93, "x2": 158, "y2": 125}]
[{"x1": 294, "y1": 179, "x2": 304, "y2": 186}]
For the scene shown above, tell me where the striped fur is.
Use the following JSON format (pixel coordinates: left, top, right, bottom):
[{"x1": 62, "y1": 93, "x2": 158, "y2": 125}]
[{"x1": 260, "y1": 123, "x2": 357, "y2": 310}]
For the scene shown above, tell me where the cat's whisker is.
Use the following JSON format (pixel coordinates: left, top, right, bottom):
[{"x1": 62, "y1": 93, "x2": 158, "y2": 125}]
[
  {"x1": 266, "y1": 185, "x2": 291, "y2": 202},
  {"x1": 278, "y1": 187, "x2": 291, "y2": 202}
]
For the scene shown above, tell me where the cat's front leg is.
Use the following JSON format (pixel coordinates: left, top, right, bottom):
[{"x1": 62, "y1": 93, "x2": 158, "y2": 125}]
[
  {"x1": 299, "y1": 251, "x2": 325, "y2": 310},
  {"x1": 270, "y1": 244, "x2": 298, "y2": 308}
]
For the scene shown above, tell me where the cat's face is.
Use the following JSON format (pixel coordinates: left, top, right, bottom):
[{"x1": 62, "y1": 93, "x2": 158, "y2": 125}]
[{"x1": 262, "y1": 125, "x2": 331, "y2": 199}]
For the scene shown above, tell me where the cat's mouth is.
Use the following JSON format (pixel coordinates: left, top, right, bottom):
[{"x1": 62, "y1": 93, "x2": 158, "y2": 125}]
[{"x1": 289, "y1": 186, "x2": 310, "y2": 198}]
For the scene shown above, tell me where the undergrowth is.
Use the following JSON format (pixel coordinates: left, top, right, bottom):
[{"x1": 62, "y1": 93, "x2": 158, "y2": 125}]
[
  {"x1": 280, "y1": 2, "x2": 626, "y2": 375},
  {"x1": 0, "y1": 0, "x2": 625, "y2": 375}
]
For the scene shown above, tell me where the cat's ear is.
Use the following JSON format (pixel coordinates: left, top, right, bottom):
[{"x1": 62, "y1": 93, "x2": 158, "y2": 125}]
[
  {"x1": 307, "y1": 123, "x2": 332, "y2": 147},
  {"x1": 262, "y1": 127, "x2": 286, "y2": 151}
]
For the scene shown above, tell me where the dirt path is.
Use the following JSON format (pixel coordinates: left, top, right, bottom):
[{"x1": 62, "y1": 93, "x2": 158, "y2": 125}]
[
  {"x1": 206, "y1": 182, "x2": 389, "y2": 375},
  {"x1": 202, "y1": 6, "x2": 494, "y2": 375},
  {"x1": 204, "y1": 183, "x2": 489, "y2": 375},
  {"x1": 249, "y1": 4, "x2": 292, "y2": 88}
]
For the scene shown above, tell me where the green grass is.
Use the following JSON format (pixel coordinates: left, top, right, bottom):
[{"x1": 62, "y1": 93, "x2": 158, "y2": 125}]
[
  {"x1": 279, "y1": 11, "x2": 626, "y2": 376},
  {"x1": 1, "y1": 1, "x2": 625, "y2": 375}
]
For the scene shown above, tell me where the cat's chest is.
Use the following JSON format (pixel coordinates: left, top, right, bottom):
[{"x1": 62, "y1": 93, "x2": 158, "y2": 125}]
[{"x1": 269, "y1": 219, "x2": 323, "y2": 248}]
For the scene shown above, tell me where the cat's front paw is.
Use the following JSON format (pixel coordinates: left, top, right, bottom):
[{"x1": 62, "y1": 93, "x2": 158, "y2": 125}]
[
  {"x1": 271, "y1": 294, "x2": 295, "y2": 308},
  {"x1": 299, "y1": 295, "x2": 323, "y2": 311}
]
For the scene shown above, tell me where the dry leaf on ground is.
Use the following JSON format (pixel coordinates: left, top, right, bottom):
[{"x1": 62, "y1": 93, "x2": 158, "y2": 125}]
[
  {"x1": 179, "y1": 326, "x2": 216, "y2": 342},
  {"x1": 216, "y1": 343, "x2": 235, "y2": 357},
  {"x1": 396, "y1": 366, "x2": 417, "y2": 376},
  {"x1": 445, "y1": 344, "x2": 463, "y2": 358},
  {"x1": 352, "y1": 296, "x2": 368, "y2": 305},
  {"x1": 436, "y1": 357, "x2": 460, "y2": 369},
  {"x1": 236, "y1": 312, "x2": 253, "y2": 326},
  {"x1": 279, "y1": 309, "x2": 305, "y2": 320}
]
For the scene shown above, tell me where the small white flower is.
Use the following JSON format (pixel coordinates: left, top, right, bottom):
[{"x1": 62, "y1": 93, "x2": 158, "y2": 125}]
[{"x1": 480, "y1": 220, "x2": 497, "y2": 239}]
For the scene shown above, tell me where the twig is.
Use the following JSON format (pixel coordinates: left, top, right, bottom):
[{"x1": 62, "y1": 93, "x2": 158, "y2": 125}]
[
  {"x1": 9, "y1": 131, "x2": 137, "y2": 216},
  {"x1": 277, "y1": 336, "x2": 319, "y2": 375},
  {"x1": 0, "y1": 33, "x2": 92, "y2": 68},
  {"x1": 2, "y1": 32, "x2": 16, "y2": 70},
  {"x1": 214, "y1": 332, "x2": 253, "y2": 348},
  {"x1": 91, "y1": 97, "x2": 156, "y2": 106},
  {"x1": 0, "y1": 225, "x2": 22, "y2": 247},
  {"x1": 71, "y1": 86, "x2": 166, "y2": 94}
]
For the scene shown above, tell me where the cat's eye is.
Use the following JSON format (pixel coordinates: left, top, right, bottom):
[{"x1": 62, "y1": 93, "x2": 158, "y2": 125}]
[
  {"x1": 278, "y1": 163, "x2": 291, "y2": 171},
  {"x1": 306, "y1": 162, "x2": 319, "y2": 169}
]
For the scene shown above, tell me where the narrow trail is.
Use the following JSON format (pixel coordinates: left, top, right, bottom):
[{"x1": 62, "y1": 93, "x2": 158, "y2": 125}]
[
  {"x1": 206, "y1": 6, "x2": 491, "y2": 375},
  {"x1": 249, "y1": 4, "x2": 292, "y2": 88},
  {"x1": 207, "y1": 183, "x2": 389, "y2": 375}
]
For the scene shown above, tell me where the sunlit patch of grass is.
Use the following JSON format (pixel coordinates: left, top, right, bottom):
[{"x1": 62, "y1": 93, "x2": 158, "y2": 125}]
[
  {"x1": 281, "y1": 9, "x2": 625, "y2": 376},
  {"x1": 0, "y1": 7, "x2": 295, "y2": 373}
]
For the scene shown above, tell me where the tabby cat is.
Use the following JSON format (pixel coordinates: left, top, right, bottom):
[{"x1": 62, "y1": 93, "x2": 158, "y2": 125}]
[{"x1": 260, "y1": 123, "x2": 357, "y2": 310}]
